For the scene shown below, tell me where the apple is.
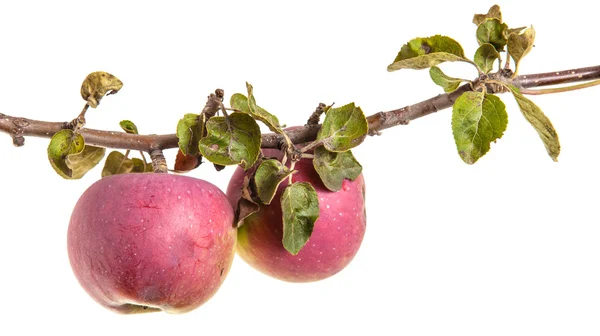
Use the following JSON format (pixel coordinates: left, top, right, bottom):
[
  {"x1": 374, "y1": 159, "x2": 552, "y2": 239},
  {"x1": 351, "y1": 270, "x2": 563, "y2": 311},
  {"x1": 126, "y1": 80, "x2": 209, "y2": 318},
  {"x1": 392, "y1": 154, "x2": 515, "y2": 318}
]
[
  {"x1": 227, "y1": 148, "x2": 366, "y2": 282},
  {"x1": 67, "y1": 173, "x2": 236, "y2": 314}
]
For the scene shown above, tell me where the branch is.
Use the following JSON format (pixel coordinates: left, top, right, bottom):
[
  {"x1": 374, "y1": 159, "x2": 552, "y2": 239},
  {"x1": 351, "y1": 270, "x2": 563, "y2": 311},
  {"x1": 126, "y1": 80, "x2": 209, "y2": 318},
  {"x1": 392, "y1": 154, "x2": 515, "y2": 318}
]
[{"x1": 2, "y1": 65, "x2": 600, "y2": 152}]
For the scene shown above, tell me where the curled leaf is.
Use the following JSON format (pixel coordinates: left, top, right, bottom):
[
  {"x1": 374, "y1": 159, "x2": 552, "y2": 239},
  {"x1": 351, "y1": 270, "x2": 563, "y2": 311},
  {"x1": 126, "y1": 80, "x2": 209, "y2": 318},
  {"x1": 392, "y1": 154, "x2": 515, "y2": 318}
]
[
  {"x1": 177, "y1": 113, "x2": 204, "y2": 156},
  {"x1": 235, "y1": 175, "x2": 261, "y2": 227},
  {"x1": 80, "y1": 71, "x2": 123, "y2": 108},
  {"x1": 473, "y1": 5, "x2": 502, "y2": 26},
  {"x1": 281, "y1": 182, "x2": 319, "y2": 255},
  {"x1": 474, "y1": 43, "x2": 500, "y2": 74},
  {"x1": 508, "y1": 27, "x2": 536, "y2": 73},
  {"x1": 388, "y1": 35, "x2": 466, "y2": 71},
  {"x1": 173, "y1": 148, "x2": 202, "y2": 173},
  {"x1": 47, "y1": 130, "x2": 85, "y2": 179},
  {"x1": 119, "y1": 120, "x2": 138, "y2": 134},
  {"x1": 65, "y1": 145, "x2": 106, "y2": 179}
]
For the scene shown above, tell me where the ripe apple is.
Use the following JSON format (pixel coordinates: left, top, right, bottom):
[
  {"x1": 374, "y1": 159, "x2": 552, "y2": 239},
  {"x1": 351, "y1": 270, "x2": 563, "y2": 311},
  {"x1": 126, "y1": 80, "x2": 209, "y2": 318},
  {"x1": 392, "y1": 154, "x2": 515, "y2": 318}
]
[
  {"x1": 67, "y1": 173, "x2": 236, "y2": 314},
  {"x1": 227, "y1": 149, "x2": 366, "y2": 282}
]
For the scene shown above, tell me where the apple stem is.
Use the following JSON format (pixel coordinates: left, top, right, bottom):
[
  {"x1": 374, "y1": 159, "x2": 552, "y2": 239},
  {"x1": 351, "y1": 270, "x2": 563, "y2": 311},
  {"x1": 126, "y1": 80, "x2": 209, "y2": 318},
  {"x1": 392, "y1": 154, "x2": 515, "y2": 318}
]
[{"x1": 150, "y1": 148, "x2": 168, "y2": 173}]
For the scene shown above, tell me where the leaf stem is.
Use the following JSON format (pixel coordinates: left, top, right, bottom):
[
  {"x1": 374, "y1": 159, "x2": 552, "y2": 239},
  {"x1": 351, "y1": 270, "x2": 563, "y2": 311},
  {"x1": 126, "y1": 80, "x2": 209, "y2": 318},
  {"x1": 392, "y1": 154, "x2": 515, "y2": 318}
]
[
  {"x1": 519, "y1": 79, "x2": 600, "y2": 95},
  {"x1": 299, "y1": 139, "x2": 323, "y2": 153}
]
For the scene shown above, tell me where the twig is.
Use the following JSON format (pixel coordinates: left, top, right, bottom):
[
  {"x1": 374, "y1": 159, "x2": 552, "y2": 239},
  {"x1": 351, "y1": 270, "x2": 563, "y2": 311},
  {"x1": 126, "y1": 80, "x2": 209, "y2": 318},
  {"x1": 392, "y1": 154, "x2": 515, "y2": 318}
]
[{"x1": 1, "y1": 65, "x2": 600, "y2": 152}]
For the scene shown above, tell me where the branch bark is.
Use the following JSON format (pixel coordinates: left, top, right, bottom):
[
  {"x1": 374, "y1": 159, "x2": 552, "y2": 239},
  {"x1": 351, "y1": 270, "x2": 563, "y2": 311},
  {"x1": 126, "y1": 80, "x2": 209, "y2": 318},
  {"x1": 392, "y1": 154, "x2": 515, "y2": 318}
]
[{"x1": 1, "y1": 65, "x2": 600, "y2": 152}]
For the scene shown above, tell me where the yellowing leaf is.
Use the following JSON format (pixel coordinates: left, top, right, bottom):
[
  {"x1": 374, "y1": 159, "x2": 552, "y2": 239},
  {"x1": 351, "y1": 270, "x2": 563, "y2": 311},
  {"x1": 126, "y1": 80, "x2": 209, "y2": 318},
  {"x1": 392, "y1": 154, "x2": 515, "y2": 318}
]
[{"x1": 80, "y1": 71, "x2": 123, "y2": 108}]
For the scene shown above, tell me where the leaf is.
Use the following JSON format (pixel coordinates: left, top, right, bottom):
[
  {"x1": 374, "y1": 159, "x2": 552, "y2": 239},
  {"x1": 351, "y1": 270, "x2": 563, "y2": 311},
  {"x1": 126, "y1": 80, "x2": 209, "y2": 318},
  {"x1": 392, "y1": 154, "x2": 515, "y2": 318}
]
[
  {"x1": 173, "y1": 148, "x2": 202, "y2": 173},
  {"x1": 177, "y1": 113, "x2": 204, "y2": 156},
  {"x1": 47, "y1": 130, "x2": 86, "y2": 179},
  {"x1": 230, "y1": 83, "x2": 283, "y2": 134},
  {"x1": 235, "y1": 175, "x2": 261, "y2": 227},
  {"x1": 504, "y1": 27, "x2": 527, "y2": 38},
  {"x1": 313, "y1": 147, "x2": 362, "y2": 191},
  {"x1": 317, "y1": 102, "x2": 368, "y2": 152},
  {"x1": 119, "y1": 120, "x2": 138, "y2": 134},
  {"x1": 102, "y1": 151, "x2": 134, "y2": 177},
  {"x1": 508, "y1": 27, "x2": 536, "y2": 71},
  {"x1": 473, "y1": 5, "x2": 502, "y2": 26},
  {"x1": 452, "y1": 92, "x2": 508, "y2": 164},
  {"x1": 198, "y1": 112, "x2": 261, "y2": 169},
  {"x1": 281, "y1": 182, "x2": 319, "y2": 255},
  {"x1": 429, "y1": 66, "x2": 464, "y2": 93},
  {"x1": 474, "y1": 43, "x2": 500, "y2": 74},
  {"x1": 476, "y1": 19, "x2": 508, "y2": 51},
  {"x1": 80, "y1": 71, "x2": 123, "y2": 108},
  {"x1": 131, "y1": 158, "x2": 153, "y2": 173},
  {"x1": 254, "y1": 159, "x2": 295, "y2": 204},
  {"x1": 388, "y1": 35, "x2": 467, "y2": 71},
  {"x1": 65, "y1": 145, "x2": 106, "y2": 179},
  {"x1": 506, "y1": 85, "x2": 560, "y2": 161}
]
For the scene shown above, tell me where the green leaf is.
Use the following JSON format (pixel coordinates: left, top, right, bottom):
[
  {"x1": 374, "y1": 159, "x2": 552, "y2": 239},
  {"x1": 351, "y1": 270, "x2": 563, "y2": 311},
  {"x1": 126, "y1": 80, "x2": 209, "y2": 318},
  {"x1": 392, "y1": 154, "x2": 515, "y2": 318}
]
[
  {"x1": 452, "y1": 92, "x2": 508, "y2": 164},
  {"x1": 119, "y1": 120, "x2": 138, "y2": 134},
  {"x1": 80, "y1": 71, "x2": 123, "y2": 108},
  {"x1": 254, "y1": 159, "x2": 295, "y2": 204},
  {"x1": 473, "y1": 5, "x2": 502, "y2": 26},
  {"x1": 317, "y1": 103, "x2": 368, "y2": 152},
  {"x1": 281, "y1": 182, "x2": 319, "y2": 255},
  {"x1": 102, "y1": 151, "x2": 134, "y2": 177},
  {"x1": 177, "y1": 113, "x2": 204, "y2": 155},
  {"x1": 429, "y1": 66, "x2": 464, "y2": 93},
  {"x1": 506, "y1": 85, "x2": 560, "y2": 161},
  {"x1": 508, "y1": 27, "x2": 536, "y2": 72},
  {"x1": 230, "y1": 83, "x2": 283, "y2": 134},
  {"x1": 65, "y1": 145, "x2": 106, "y2": 179},
  {"x1": 476, "y1": 19, "x2": 508, "y2": 51},
  {"x1": 388, "y1": 35, "x2": 467, "y2": 71},
  {"x1": 313, "y1": 147, "x2": 362, "y2": 191},
  {"x1": 131, "y1": 158, "x2": 153, "y2": 173},
  {"x1": 198, "y1": 112, "x2": 261, "y2": 169},
  {"x1": 474, "y1": 43, "x2": 500, "y2": 74},
  {"x1": 47, "y1": 130, "x2": 86, "y2": 179}
]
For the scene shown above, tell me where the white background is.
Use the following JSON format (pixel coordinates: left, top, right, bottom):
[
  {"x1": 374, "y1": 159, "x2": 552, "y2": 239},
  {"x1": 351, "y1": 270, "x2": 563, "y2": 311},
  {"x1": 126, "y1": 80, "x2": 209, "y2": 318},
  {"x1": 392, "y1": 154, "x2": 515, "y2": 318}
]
[{"x1": 0, "y1": 1, "x2": 598, "y2": 335}]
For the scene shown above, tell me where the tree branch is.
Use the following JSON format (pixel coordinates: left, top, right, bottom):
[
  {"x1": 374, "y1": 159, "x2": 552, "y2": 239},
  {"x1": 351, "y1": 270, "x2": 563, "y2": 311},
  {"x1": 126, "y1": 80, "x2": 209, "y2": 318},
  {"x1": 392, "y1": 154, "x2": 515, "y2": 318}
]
[{"x1": 2, "y1": 65, "x2": 600, "y2": 152}]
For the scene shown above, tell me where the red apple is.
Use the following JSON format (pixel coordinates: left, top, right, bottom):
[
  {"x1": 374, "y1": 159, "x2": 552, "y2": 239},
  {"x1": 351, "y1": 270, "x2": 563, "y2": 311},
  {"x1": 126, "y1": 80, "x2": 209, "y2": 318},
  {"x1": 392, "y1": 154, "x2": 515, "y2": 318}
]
[
  {"x1": 227, "y1": 149, "x2": 366, "y2": 282},
  {"x1": 67, "y1": 173, "x2": 236, "y2": 314}
]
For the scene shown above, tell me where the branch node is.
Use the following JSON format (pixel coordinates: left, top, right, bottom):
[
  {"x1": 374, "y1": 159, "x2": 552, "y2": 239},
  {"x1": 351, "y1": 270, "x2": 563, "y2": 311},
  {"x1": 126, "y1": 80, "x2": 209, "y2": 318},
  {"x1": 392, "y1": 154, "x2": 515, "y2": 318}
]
[
  {"x1": 12, "y1": 135, "x2": 24, "y2": 147},
  {"x1": 149, "y1": 148, "x2": 168, "y2": 173}
]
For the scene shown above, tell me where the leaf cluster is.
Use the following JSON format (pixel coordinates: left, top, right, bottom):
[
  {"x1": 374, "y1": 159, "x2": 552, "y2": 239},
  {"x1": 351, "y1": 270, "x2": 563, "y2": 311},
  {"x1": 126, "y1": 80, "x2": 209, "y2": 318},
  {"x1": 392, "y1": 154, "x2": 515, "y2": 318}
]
[{"x1": 388, "y1": 4, "x2": 558, "y2": 164}]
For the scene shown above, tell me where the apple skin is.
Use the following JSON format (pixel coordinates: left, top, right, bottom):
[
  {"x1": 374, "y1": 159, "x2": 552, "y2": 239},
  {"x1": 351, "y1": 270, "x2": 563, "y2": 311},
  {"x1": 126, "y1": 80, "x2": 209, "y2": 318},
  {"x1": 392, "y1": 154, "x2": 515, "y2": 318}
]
[
  {"x1": 227, "y1": 149, "x2": 366, "y2": 282},
  {"x1": 67, "y1": 173, "x2": 236, "y2": 314}
]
